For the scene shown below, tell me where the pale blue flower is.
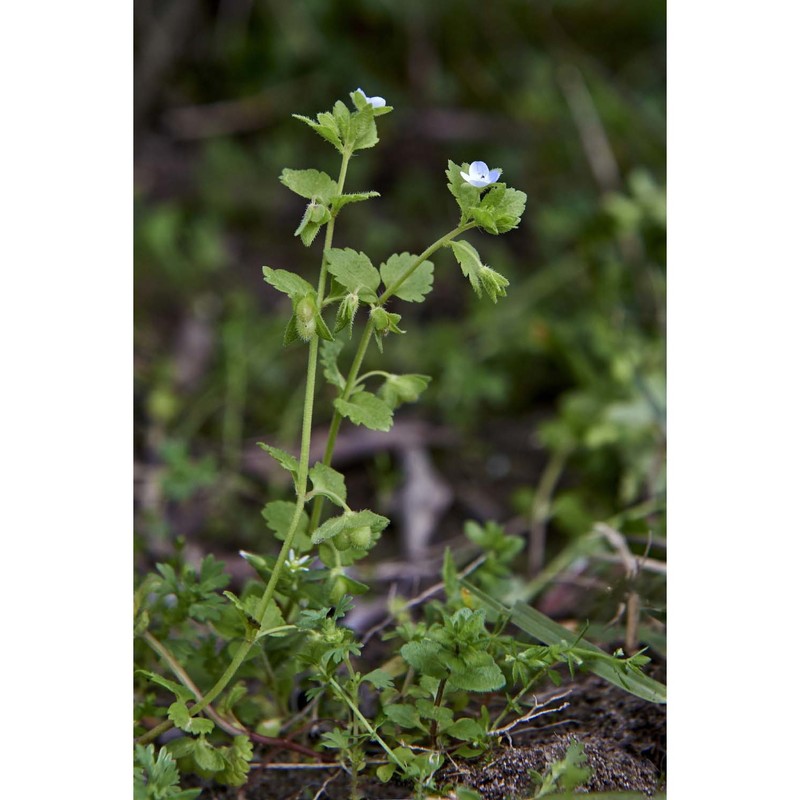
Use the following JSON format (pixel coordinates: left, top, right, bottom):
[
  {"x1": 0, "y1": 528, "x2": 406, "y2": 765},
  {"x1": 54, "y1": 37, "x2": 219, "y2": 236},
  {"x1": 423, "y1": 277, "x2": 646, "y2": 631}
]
[
  {"x1": 355, "y1": 88, "x2": 386, "y2": 109},
  {"x1": 461, "y1": 161, "x2": 502, "y2": 188}
]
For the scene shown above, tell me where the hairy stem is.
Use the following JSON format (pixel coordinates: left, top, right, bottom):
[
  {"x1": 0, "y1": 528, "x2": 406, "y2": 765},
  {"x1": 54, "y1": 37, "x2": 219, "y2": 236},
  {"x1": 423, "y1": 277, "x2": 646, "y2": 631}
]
[
  {"x1": 137, "y1": 150, "x2": 352, "y2": 747},
  {"x1": 309, "y1": 221, "x2": 477, "y2": 531},
  {"x1": 428, "y1": 677, "x2": 448, "y2": 748}
]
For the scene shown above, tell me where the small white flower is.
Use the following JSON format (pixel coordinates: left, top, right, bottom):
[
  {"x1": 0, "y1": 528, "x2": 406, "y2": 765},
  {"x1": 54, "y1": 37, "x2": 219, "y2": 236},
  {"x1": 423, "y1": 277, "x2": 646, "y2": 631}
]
[
  {"x1": 355, "y1": 88, "x2": 386, "y2": 109},
  {"x1": 460, "y1": 160, "x2": 502, "y2": 188},
  {"x1": 286, "y1": 549, "x2": 311, "y2": 573}
]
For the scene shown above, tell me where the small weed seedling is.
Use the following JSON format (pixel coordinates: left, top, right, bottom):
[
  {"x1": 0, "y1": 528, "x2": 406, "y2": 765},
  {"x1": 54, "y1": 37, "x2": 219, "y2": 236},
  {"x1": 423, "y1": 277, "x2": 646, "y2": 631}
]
[{"x1": 134, "y1": 89, "x2": 663, "y2": 799}]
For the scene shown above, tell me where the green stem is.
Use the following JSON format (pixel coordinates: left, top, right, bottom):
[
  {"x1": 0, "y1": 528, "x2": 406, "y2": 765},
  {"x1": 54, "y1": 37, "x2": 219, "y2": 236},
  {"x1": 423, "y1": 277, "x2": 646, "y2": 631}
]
[
  {"x1": 377, "y1": 222, "x2": 476, "y2": 304},
  {"x1": 309, "y1": 221, "x2": 476, "y2": 531},
  {"x1": 490, "y1": 667, "x2": 547, "y2": 733},
  {"x1": 329, "y1": 678, "x2": 402, "y2": 767},
  {"x1": 428, "y1": 677, "x2": 448, "y2": 748},
  {"x1": 137, "y1": 150, "x2": 353, "y2": 748}
]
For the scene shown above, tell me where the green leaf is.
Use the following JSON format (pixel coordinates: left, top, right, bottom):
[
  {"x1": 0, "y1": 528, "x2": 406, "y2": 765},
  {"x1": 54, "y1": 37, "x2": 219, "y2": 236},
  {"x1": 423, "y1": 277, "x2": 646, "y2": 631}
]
[
  {"x1": 310, "y1": 513, "x2": 349, "y2": 544},
  {"x1": 134, "y1": 744, "x2": 201, "y2": 800},
  {"x1": 311, "y1": 508, "x2": 389, "y2": 544},
  {"x1": 447, "y1": 654, "x2": 506, "y2": 693},
  {"x1": 362, "y1": 668, "x2": 395, "y2": 690},
  {"x1": 330, "y1": 191, "x2": 380, "y2": 213},
  {"x1": 136, "y1": 670, "x2": 194, "y2": 704},
  {"x1": 379, "y1": 252, "x2": 434, "y2": 302},
  {"x1": 324, "y1": 248, "x2": 381, "y2": 301},
  {"x1": 216, "y1": 736, "x2": 253, "y2": 787},
  {"x1": 309, "y1": 462, "x2": 347, "y2": 508},
  {"x1": 167, "y1": 701, "x2": 213, "y2": 734},
  {"x1": 193, "y1": 737, "x2": 226, "y2": 772},
  {"x1": 446, "y1": 717, "x2": 485, "y2": 741},
  {"x1": 292, "y1": 113, "x2": 344, "y2": 152},
  {"x1": 332, "y1": 101, "x2": 351, "y2": 142},
  {"x1": 474, "y1": 185, "x2": 527, "y2": 234},
  {"x1": 262, "y1": 267, "x2": 315, "y2": 299},
  {"x1": 256, "y1": 443, "x2": 298, "y2": 482},
  {"x1": 446, "y1": 160, "x2": 482, "y2": 223},
  {"x1": 349, "y1": 106, "x2": 380, "y2": 150},
  {"x1": 378, "y1": 374, "x2": 431, "y2": 410},
  {"x1": 294, "y1": 201, "x2": 329, "y2": 247},
  {"x1": 462, "y1": 581, "x2": 667, "y2": 704},
  {"x1": 261, "y1": 500, "x2": 312, "y2": 550},
  {"x1": 349, "y1": 508, "x2": 390, "y2": 534},
  {"x1": 384, "y1": 703, "x2": 423, "y2": 730},
  {"x1": 334, "y1": 390, "x2": 393, "y2": 432},
  {"x1": 447, "y1": 239, "x2": 483, "y2": 296},
  {"x1": 400, "y1": 640, "x2": 448, "y2": 680},
  {"x1": 376, "y1": 763, "x2": 396, "y2": 783},
  {"x1": 279, "y1": 168, "x2": 338, "y2": 203},
  {"x1": 320, "y1": 338, "x2": 346, "y2": 390}
]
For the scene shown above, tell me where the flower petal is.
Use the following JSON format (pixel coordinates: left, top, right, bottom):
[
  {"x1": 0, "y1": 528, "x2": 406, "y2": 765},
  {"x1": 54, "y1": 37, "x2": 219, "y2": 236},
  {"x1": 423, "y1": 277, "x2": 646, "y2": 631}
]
[{"x1": 470, "y1": 161, "x2": 490, "y2": 177}]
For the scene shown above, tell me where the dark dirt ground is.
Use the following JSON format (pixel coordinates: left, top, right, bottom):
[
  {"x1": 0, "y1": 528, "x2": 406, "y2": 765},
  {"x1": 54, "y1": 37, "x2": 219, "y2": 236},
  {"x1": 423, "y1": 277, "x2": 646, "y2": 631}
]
[{"x1": 193, "y1": 662, "x2": 665, "y2": 800}]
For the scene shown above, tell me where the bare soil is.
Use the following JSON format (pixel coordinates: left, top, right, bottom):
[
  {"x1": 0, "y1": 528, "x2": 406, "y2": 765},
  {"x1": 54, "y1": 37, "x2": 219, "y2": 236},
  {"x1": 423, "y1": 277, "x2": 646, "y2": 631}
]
[{"x1": 195, "y1": 663, "x2": 665, "y2": 800}]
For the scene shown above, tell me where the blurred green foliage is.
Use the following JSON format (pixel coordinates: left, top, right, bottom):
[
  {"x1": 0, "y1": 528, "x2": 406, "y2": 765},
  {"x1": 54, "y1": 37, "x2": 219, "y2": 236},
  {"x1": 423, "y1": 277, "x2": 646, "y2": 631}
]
[{"x1": 135, "y1": 1, "x2": 665, "y2": 567}]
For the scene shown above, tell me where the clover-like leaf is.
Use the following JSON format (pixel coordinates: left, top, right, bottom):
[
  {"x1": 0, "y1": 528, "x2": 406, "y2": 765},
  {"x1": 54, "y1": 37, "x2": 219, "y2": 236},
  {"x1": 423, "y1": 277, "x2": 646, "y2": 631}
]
[
  {"x1": 334, "y1": 390, "x2": 394, "y2": 432},
  {"x1": 325, "y1": 248, "x2": 381, "y2": 301},
  {"x1": 380, "y1": 252, "x2": 434, "y2": 302}
]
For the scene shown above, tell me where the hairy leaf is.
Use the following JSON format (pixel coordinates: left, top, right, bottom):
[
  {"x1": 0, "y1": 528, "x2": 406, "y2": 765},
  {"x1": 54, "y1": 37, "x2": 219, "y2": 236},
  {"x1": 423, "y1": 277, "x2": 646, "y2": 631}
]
[
  {"x1": 334, "y1": 390, "x2": 393, "y2": 432},
  {"x1": 262, "y1": 267, "x2": 315, "y2": 299},
  {"x1": 378, "y1": 374, "x2": 431, "y2": 410},
  {"x1": 309, "y1": 462, "x2": 348, "y2": 507},
  {"x1": 320, "y1": 338, "x2": 346, "y2": 390},
  {"x1": 325, "y1": 248, "x2": 381, "y2": 301},
  {"x1": 279, "y1": 168, "x2": 338, "y2": 203},
  {"x1": 379, "y1": 252, "x2": 434, "y2": 302}
]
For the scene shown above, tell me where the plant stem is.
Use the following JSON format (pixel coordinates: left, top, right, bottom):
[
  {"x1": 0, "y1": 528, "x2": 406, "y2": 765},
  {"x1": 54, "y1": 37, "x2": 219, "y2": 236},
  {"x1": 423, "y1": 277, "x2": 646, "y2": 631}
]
[
  {"x1": 328, "y1": 678, "x2": 402, "y2": 768},
  {"x1": 309, "y1": 221, "x2": 476, "y2": 531},
  {"x1": 137, "y1": 150, "x2": 353, "y2": 747},
  {"x1": 428, "y1": 677, "x2": 448, "y2": 748}
]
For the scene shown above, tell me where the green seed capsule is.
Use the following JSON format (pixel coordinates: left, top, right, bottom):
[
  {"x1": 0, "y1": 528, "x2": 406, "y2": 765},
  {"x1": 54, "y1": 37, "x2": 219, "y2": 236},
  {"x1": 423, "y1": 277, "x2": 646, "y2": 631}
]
[
  {"x1": 370, "y1": 306, "x2": 390, "y2": 332},
  {"x1": 333, "y1": 530, "x2": 352, "y2": 550},
  {"x1": 348, "y1": 526, "x2": 372, "y2": 550},
  {"x1": 294, "y1": 295, "x2": 318, "y2": 341}
]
